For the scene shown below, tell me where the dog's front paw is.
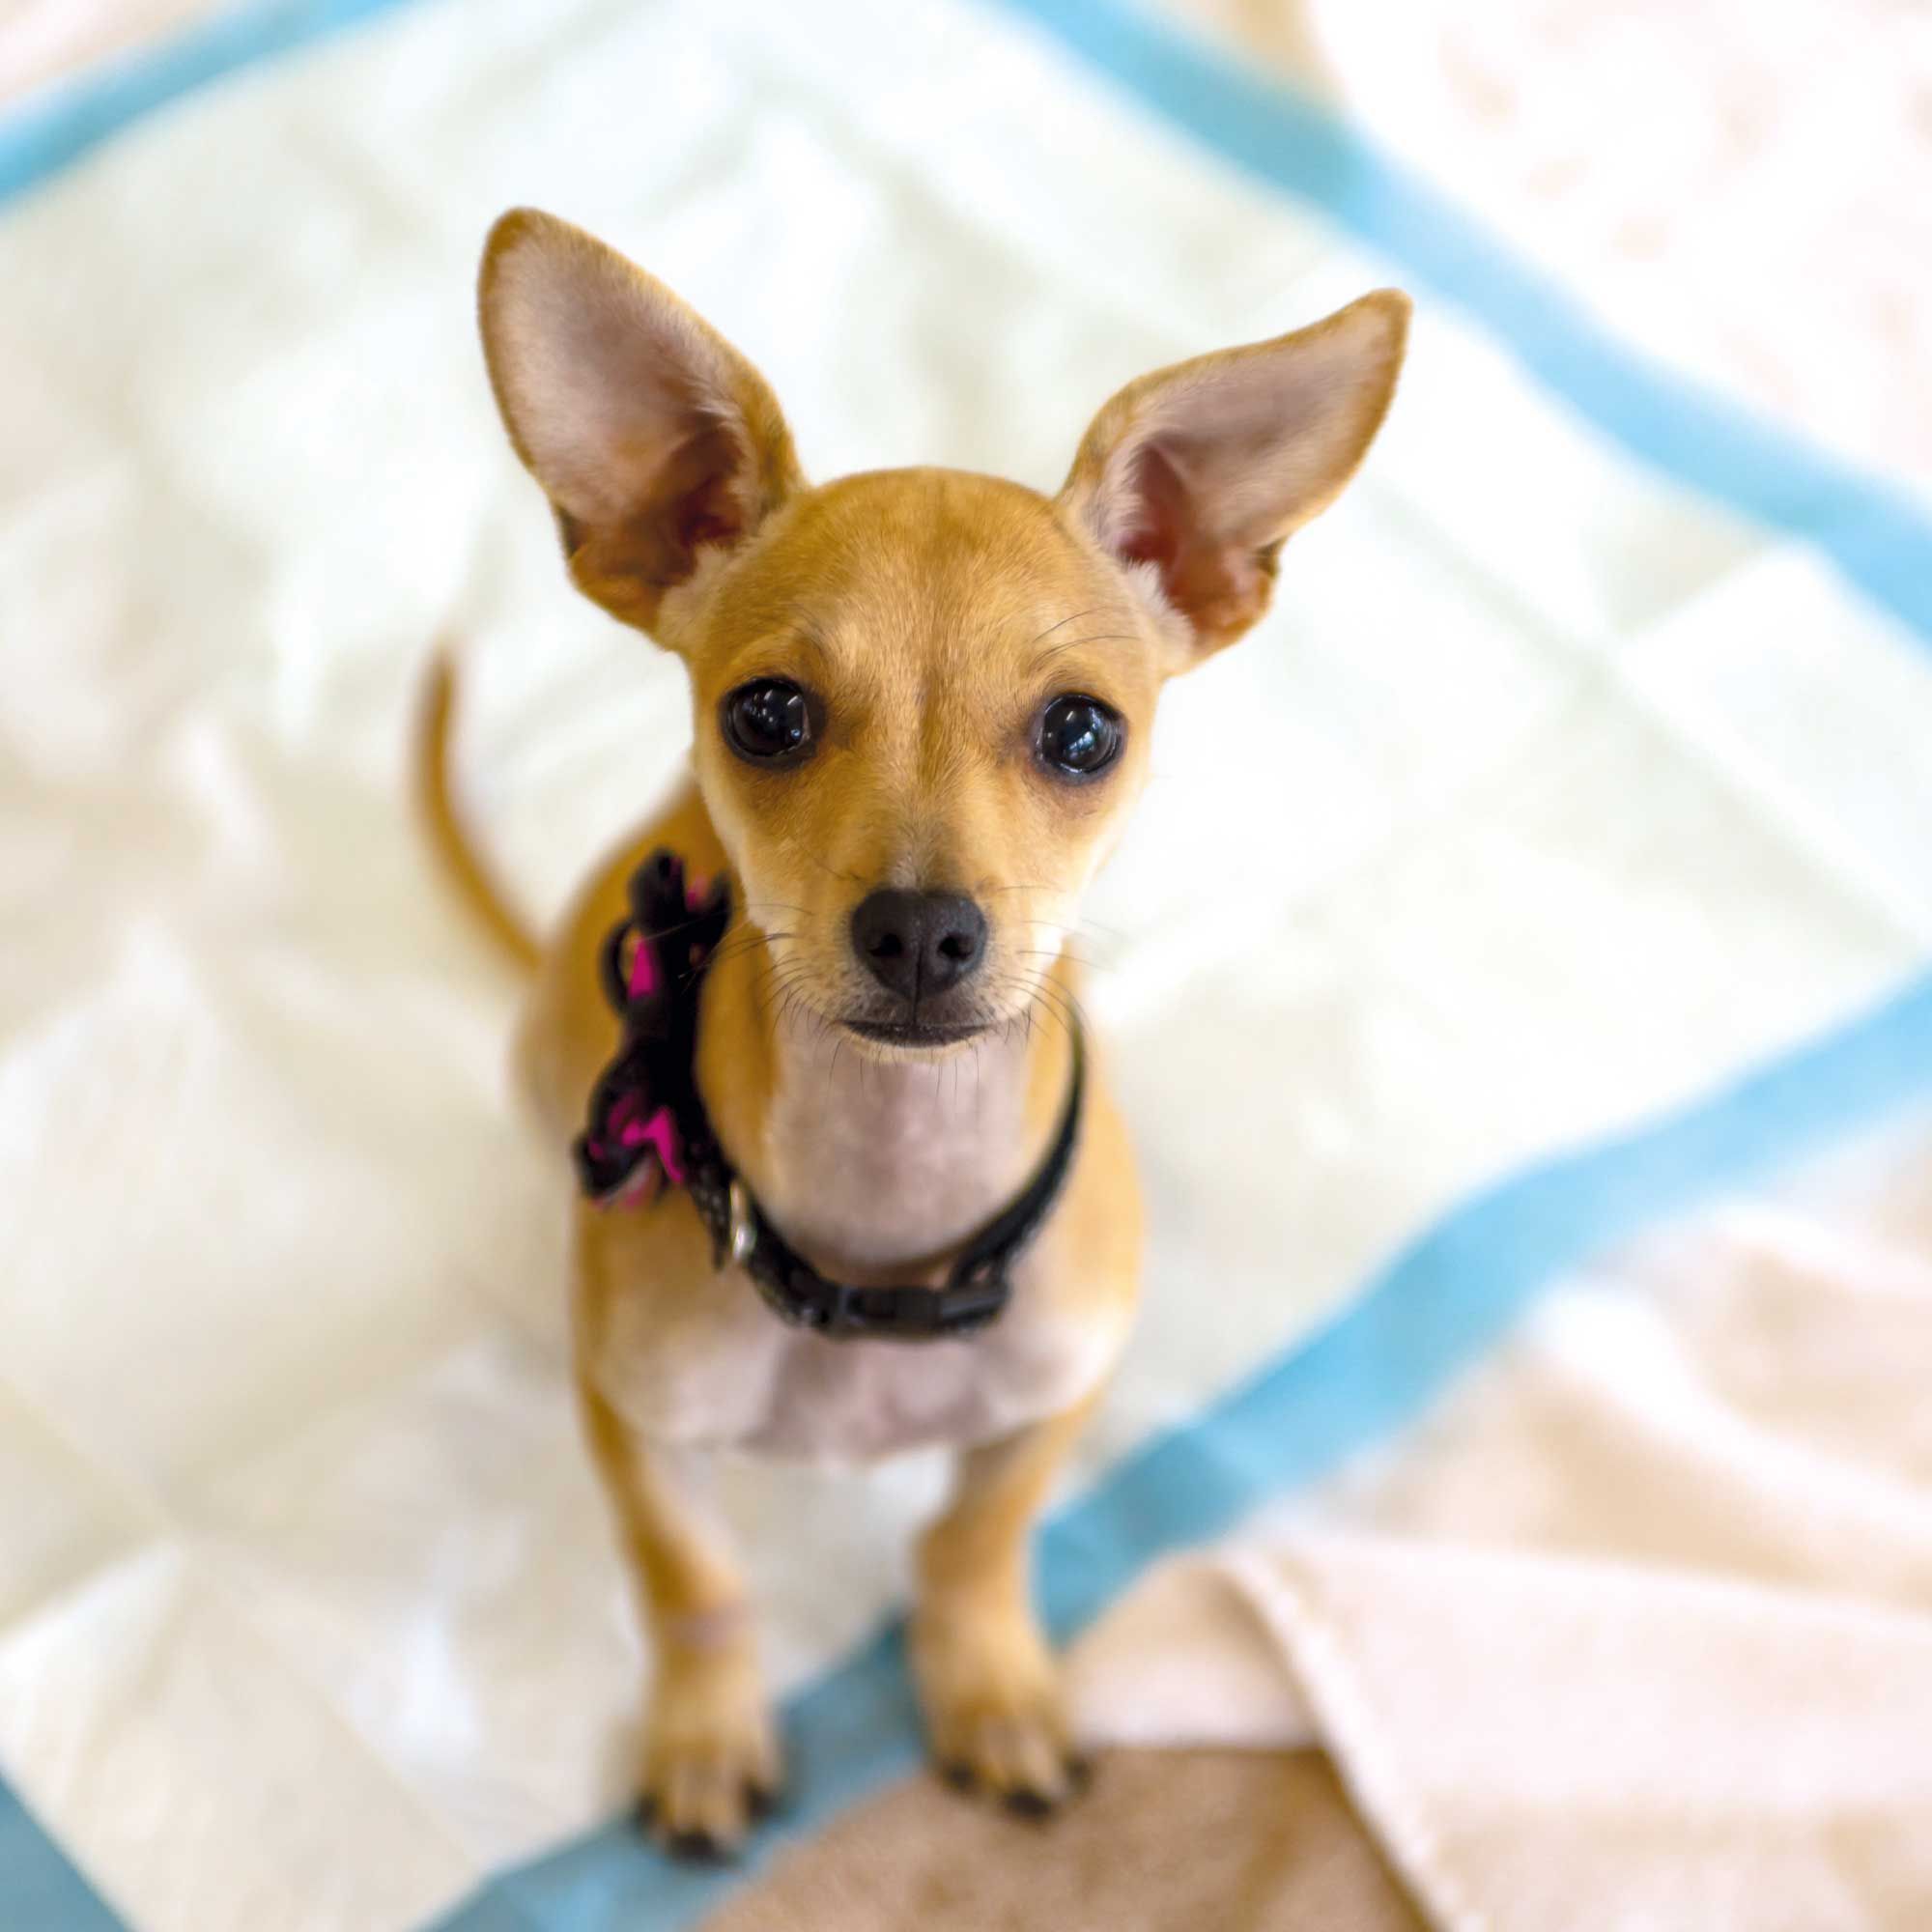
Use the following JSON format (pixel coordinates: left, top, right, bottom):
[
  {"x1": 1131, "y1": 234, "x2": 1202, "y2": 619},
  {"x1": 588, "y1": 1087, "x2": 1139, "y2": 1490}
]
[
  {"x1": 912, "y1": 1605, "x2": 1090, "y2": 1818},
  {"x1": 638, "y1": 1644, "x2": 782, "y2": 1860}
]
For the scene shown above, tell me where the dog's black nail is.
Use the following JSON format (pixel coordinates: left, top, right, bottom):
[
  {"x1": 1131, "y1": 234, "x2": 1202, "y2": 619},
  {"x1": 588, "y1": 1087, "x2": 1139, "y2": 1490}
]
[
  {"x1": 1066, "y1": 1752, "x2": 1095, "y2": 1793},
  {"x1": 939, "y1": 1758, "x2": 977, "y2": 1793},
  {"x1": 745, "y1": 1780, "x2": 781, "y2": 1823},
  {"x1": 1002, "y1": 1786, "x2": 1057, "y2": 1822},
  {"x1": 631, "y1": 1796, "x2": 656, "y2": 1834},
  {"x1": 666, "y1": 1829, "x2": 733, "y2": 1865}
]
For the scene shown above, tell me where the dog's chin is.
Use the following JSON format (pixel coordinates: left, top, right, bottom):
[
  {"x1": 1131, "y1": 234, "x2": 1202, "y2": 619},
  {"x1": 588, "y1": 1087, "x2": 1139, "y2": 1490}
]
[{"x1": 839, "y1": 1015, "x2": 993, "y2": 1059}]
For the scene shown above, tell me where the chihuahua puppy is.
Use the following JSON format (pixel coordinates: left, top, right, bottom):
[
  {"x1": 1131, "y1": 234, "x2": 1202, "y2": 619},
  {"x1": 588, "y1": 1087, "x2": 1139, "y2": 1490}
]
[{"x1": 421, "y1": 208, "x2": 1406, "y2": 1856}]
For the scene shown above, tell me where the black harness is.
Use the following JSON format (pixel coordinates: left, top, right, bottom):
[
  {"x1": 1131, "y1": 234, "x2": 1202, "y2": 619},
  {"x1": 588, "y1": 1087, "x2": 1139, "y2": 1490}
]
[{"x1": 573, "y1": 850, "x2": 1083, "y2": 1343}]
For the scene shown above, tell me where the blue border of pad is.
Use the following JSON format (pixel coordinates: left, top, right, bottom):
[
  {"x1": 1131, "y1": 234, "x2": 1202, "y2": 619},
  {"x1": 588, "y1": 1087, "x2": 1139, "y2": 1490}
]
[
  {"x1": 0, "y1": 1785, "x2": 124, "y2": 1932},
  {"x1": 0, "y1": 0, "x2": 420, "y2": 203},
  {"x1": 3, "y1": 2, "x2": 1932, "y2": 1928}
]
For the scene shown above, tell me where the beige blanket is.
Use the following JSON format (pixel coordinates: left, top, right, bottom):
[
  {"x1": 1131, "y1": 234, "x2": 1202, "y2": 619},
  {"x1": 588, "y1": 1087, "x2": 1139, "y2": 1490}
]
[{"x1": 704, "y1": 1750, "x2": 1421, "y2": 1932}]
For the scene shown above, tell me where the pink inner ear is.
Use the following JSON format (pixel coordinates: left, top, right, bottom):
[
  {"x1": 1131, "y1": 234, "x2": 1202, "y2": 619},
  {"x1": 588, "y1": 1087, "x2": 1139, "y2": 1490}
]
[
  {"x1": 1111, "y1": 437, "x2": 1264, "y2": 639},
  {"x1": 646, "y1": 419, "x2": 752, "y2": 584},
  {"x1": 1113, "y1": 440, "x2": 1186, "y2": 578}
]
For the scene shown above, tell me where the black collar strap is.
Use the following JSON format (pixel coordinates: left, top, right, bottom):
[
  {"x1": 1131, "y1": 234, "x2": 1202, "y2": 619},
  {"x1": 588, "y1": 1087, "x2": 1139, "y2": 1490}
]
[{"x1": 573, "y1": 849, "x2": 1084, "y2": 1343}]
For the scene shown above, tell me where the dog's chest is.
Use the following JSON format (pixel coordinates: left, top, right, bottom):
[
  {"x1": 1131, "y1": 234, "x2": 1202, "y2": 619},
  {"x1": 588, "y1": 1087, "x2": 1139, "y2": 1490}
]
[
  {"x1": 596, "y1": 1037, "x2": 1107, "y2": 1459},
  {"x1": 756, "y1": 1046, "x2": 1036, "y2": 1269},
  {"x1": 603, "y1": 1277, "x2": 1106, "y2": 1460}
]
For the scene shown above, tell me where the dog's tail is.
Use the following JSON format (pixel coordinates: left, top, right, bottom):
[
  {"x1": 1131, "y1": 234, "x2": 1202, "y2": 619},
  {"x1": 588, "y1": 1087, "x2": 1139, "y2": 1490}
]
[{"x1": 412, "y1": 648, "x2": 542, "y2": 974}]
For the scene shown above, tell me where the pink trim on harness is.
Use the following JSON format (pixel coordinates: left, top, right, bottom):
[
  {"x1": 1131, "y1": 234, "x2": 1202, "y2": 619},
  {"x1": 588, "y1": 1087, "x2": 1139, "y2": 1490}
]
[
  {"x1": 627, "y1": 939, "x2": 660, "y2": 999},
  {"x1": 624, "y1": 880, "x2": 708, "y2": 998},
  {"x1": 609, "y1": 1091, "x2": 688, "y2": 1186}
]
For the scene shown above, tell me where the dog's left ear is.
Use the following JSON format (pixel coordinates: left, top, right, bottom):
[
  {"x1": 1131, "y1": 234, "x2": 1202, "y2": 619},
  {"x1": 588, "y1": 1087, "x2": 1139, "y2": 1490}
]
[
  {"x1": 1059, "y1": 290, "x2": 1409, "y2": 663},
  {"x1": 478, "y1": 208, "x2": 804, "y2": 639}
]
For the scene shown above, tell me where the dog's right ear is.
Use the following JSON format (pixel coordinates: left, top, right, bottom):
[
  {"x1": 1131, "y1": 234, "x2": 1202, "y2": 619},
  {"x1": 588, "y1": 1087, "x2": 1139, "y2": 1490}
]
[
  {"x1": 1059, "y1": 291, "x2": 1408, "y2": 665},
  {"x1": 478, "y1": 209, "x2": 804, "y2": 637}
]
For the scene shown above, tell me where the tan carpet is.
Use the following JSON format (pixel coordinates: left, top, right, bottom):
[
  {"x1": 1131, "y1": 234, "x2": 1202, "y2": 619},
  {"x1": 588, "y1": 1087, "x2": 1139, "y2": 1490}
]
[{"x1": 700, "y1": 1749, "x2": 1426, "y2": 1932}]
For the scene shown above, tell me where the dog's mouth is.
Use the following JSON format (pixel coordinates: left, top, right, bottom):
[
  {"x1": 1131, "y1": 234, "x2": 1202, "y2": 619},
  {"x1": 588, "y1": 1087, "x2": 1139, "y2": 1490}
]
[{"x1": 840, "y1": 1016, "x2": 990, "y2": 1051}]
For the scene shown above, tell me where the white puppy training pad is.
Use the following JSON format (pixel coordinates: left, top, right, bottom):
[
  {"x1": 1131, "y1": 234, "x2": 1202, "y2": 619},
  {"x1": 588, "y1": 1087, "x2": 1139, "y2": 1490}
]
[{"x1": 1, "y1": 0, "x2": 1930, "y2": 1926}]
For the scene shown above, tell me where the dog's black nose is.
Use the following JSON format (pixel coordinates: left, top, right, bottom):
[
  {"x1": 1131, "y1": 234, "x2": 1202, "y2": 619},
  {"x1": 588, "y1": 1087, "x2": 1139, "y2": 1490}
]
[{"x1": 850, "y1": 890, "x2": 987, "y2": 1000}]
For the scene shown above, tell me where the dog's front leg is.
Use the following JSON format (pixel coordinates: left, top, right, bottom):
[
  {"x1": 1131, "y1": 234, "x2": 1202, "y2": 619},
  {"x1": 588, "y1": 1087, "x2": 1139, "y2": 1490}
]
[
  {"x1": 579, "y1": 1378, "x2": 780, "y2": 1856},
  {"x1": 912, "y1": 1396, "x2": 1097, "y2": 1814}
]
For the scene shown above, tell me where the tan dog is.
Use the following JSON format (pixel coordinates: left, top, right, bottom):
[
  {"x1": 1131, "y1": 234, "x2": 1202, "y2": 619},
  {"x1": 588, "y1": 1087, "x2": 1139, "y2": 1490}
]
[{"x1": 420, "y1": 208, "x2": 1406, "y2": 1857}]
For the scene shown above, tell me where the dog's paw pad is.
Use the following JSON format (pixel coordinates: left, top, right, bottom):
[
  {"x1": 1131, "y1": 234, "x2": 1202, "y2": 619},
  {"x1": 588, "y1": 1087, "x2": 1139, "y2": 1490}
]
[
  {"x1": 915, "y1": 1622, "x2": 1089, "y2": 1818},
  {"x1": 640, "y1": 1755, "x2": 781, "y2": 1857},
  {"x1": 639, "y1": 1657, "x2": 782, "y2": 1858}
]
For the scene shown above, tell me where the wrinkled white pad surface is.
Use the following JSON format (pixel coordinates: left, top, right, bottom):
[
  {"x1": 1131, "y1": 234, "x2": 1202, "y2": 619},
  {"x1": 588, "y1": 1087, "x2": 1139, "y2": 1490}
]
[
  {"x1": 2, "y1": 0, "x2": 1930, "y2": 1925},
  {"x1": 1069, "y1": 1112, "x2": 1932, "y2": 1929}
]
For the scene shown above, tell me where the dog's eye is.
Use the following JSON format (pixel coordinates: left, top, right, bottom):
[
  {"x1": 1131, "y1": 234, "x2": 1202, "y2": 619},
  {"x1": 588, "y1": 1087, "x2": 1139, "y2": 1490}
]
[
  {"x1": 722, "y1": 679, "x2": 812, "y2": 763},
  {"x1": 1037, "y1": 694, "x2": 1123, "y2": 780}
]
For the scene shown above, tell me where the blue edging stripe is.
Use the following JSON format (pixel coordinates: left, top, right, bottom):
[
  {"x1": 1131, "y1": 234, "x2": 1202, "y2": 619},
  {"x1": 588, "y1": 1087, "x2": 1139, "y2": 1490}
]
[
  {"x1": 991, "y1": 0, "x2": 1932, "y2": 651},
  {"x1": 3, "y1": 1, "x2": 1932, "y2": 1928},
  {"x1": 430, "y1": 970, "x2": 1932, "y2": 1930},
  {"x1": 0, "y1": 0, "x2": 420, "y2": 204},
  {"x1": 0, "y1": 1784, "x2": 123, "y2": 1932},
  {"x1": 1042, "y1": 968, "x2": 1932, "y2": 1636}
]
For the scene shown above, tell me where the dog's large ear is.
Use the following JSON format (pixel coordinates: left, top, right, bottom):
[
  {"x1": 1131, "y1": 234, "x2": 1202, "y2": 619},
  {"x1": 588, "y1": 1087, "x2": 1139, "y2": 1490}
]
[
  {"x1": 478, "y1": 208, "x2": 804, "y2": 637},
  {"x1": 1059, "y1": 291, "x2": 1408, "y2": 662}
]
